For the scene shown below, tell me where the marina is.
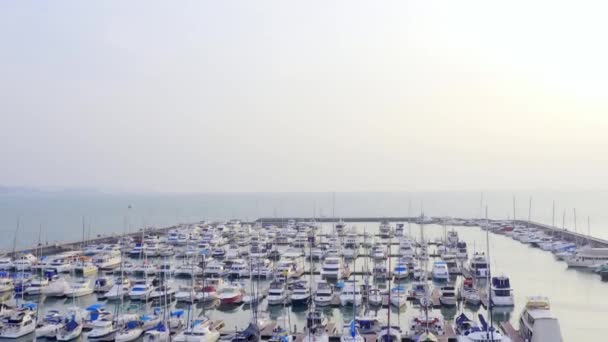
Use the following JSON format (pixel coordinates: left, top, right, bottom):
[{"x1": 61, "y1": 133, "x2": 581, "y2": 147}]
[{"x1": 0, "y1": 217, "x2": 604, "y2": 341}]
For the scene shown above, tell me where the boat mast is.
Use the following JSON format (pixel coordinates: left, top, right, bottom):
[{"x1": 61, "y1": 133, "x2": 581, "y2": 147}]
[
  {"x1": 387, "y1": 234, "x2": 391, "y2": 338},
  {"x1": 486, "y1": 217, "x2": 494, "y2": 341}
]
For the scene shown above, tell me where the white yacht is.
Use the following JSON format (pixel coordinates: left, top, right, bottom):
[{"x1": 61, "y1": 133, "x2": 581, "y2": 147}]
[
  {"x1": 64, "y1": 278, "x2": 94, "y2": 298},
  {"x1": 35, "y1": 310, "x2": 64, "y2": 338},
  {"x1": 339, "y1": 281, "x2": 363, "y2": 307},
  {"x1": 490, "y1": 275, "x2": 514, "y2": 306},
  {"x1": 432, "y1": 261, "x2": 449, "y2": 281},
  {"x1": 203, "y1": 260, "x2": 225, "y2": 277},
  {"x1": 468, "y1": 253, "x2": 489, "y2": 278},
  {"x1": 85, "y1": 318, "x2": 117, "y2": 341},
  {"x1": 40, "y1": 275, "x2": 70, "y2": 297},
  {"x1": 320, "y1": 256, "x2": 347, "y2": 279},
  {"x1": 25, "y1": 277, "x2": 48, "y2": 295},
  {"x1": 460, "y1": 278, "x2": 481, "y2": 306},
  {"x1": 456, "y1": 241, "x2": 468, "y2": 260},
  {"x1": 276, "y1": 257, "x2": 304, "y2": 279},
  {"x1": 175, "y1": 263, "x2": 203, "y2": 277},
  {"x1": 74, "y1": 260, "x2": 98, "y2": 277},
  {"x1": 93, "y1": 252, "x2": 121, "y2": 270},
  {"x1": 565, "y1": 247, "x2": 608, "y2": 269},
  {"x1": 0, "y1": 258, "x2": 13, "y2": 271},
  {"x1": 408, "y1": 282, "x2": 429, "y2": 301},
  {"x1": 267, "y1": 281, "x2": 289, "y2": 306},
  {"x1": 371, "y1": 245, "x2": 388, "y2": 260},
  {"x1": 379, "y1": 221, "x2": 392, "y2": 238},
  {"x1": 172, "y1": 319, "x2": 220, "y2": 342},
  {"x1": 0, "y1": 307, "x2": 37, "y2": 338},
  {"x1": 393, "y1": 259, "x2": 409, "y2": 279},
  {"x1": 228, "y1": 259, "x2": 250, "y2": 278},
  {"x1": 128, "y1": 280, "x2": 154, "y2": 301},
  {"x1": 454, "y1": 313, "x2": 510, "y2": 342},
  {"x1": 56, "y1": 308, "x2": 84, "y2": 341},
  {"x1": 94, "y1": 277, "x2": 115, "y2": 293},
  {"x1": 518, "y1": 297, "x2": 563, "y2": 342},
  {"x1": 314, "y1": 281, "x2": 334, "y2": 306},
  {"x1": 47, "y1": 257, "x2": 73, "y2": 273},
  {"x1": 290, "y1": 282, "x2": 311, "y2": 305},
  {"x1": 373, "y1": 260, "x2": 388, "y2": 280},
  {"x1": 175, "y1": 285, "x2": 213, "y2": 303}
]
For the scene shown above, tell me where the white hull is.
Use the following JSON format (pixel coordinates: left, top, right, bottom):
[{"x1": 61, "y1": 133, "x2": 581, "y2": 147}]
[{"x1": 57, "y1": 324, "x2": 83, "y2": 341}]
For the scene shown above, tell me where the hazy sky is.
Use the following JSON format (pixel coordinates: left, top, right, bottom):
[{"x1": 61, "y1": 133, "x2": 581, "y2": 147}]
[{"x1": 2, "y1": 1, "x2": 608, "y2": 192}]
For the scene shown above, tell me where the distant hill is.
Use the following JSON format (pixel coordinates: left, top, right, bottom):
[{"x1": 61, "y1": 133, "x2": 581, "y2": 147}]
[{"x1": 0, "y1": 186, "x2": 101, "y2": 195}]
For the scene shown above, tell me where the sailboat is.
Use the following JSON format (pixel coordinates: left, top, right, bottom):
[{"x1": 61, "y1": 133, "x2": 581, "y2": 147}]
[
  {"x1": 304, "y1": 236, "x2": 329, "y2": 342},
  {"x1": 341, "y1": 254, "x2": 364, "y2": 342},
  {"x1": 377, "y1": 236, "x2": 404, "y2": 342}
]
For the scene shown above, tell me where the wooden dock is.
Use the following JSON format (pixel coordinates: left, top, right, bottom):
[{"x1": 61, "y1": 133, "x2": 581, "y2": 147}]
[{"x1": 500, "y1": 322, "x2": 524, "y2": 342}]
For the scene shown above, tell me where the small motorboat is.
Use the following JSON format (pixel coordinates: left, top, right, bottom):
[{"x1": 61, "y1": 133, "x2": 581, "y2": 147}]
[
  {"x1": 85, "y1": 318, "x2": 117, "y2": 341},
  {"x1": 114, "y1": 320, "x2": 143, "y2": 342},
  {"x1": 0, "y1": 305, "x2": 37, "y2": 339},
  {"x1": 35, "y1": 310, "x2": 64, "y2": 338},
  {"x1": 217, "y1": 283, "x2": 244, "y2": 305}
]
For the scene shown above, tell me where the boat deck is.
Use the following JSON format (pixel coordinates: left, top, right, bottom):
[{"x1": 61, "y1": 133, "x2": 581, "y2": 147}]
[{"x1": 438, "y1": 323, "x2": 457, "y2": 341}]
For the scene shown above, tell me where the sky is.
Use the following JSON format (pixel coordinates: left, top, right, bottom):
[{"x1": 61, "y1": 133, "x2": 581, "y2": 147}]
[{"x1": 2, "y1": 1, "x2": 608, "y2": 193}]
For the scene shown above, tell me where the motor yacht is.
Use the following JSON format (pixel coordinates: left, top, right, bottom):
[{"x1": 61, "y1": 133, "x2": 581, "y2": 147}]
[
  {"x1": 339, "y1": 281, "x2": 363, "y2": 307},
  {"x1": 93, "y1": 250, "x2": 122, "y2": 271},
  {"x1": 460, "y1": 278, "x2": 481, "y2": 306},
  {"x1": 85, "y1": 318, "x2": 117, "y2": 341},
  {"x1": 267, "y1": 280, "x2": 289, "y2": 305},
  {"x1": 468, "y1": 253, "x2": 489, "y2": 278},
  {"x1": 320, "y1": 256, "x2": 347, "y2": 279},
  {"x1": 393, "y1": 259, "x2": 409, "y2": 279},
  {"x1": 518, "y1": 297, "x2": 563, "y2": 342},
  {"x1": 175, "y1": 263, "x2": 203, "y2": 277},
  {"x1": 566, "y1": 247, "x2": 608, "y2": 269},
  {"x1": 432, "y1": 261, "x2": 449, "y2": 281},
  {"x1": 290, "y1": 281, "x2": 311, "y2": 305},
  {"x1": 439, "y1": 284, "x2": 457, "y2": 306},
  {"x1": 491, "y1": 275, "x2": 514, "y2": 306},
  {"x1": 0, "y1": 307, "x2": 37, "y2": 338},
  {"x1": 313, "y1": 280, "x2": 333, "y2": 306}
]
